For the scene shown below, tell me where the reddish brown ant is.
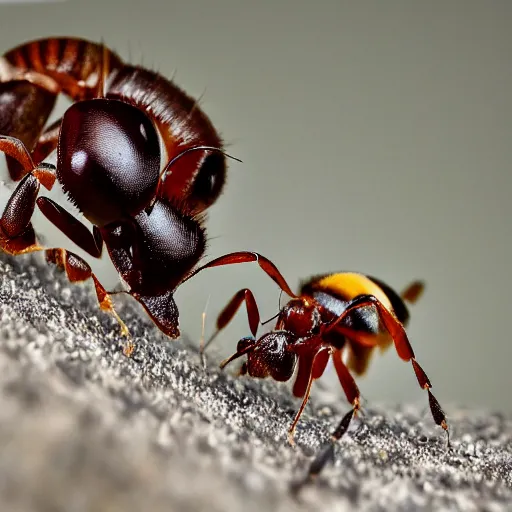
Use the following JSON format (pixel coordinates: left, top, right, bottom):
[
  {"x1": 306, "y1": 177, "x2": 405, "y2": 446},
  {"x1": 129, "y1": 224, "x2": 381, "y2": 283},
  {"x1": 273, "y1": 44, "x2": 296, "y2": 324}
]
[
  {"x1": 0, "y1": 36, "x2": 256, "y2": 354},
  {"x1": 192, "y1": 255, "x2": 449, "y2": 483}
]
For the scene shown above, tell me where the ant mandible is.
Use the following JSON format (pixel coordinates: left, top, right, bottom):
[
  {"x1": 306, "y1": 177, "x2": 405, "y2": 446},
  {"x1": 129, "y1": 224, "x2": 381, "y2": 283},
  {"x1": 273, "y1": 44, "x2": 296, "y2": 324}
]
[{"x1": 189, "y1": 254, "x2": 449, "y2": 482}]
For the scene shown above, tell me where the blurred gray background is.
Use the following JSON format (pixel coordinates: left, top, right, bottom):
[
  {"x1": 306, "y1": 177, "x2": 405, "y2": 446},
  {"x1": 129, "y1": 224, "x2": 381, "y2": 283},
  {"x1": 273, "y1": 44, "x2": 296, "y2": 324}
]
[{"x1": 0, "y1": 1, "x2": 510, "y2": 414}]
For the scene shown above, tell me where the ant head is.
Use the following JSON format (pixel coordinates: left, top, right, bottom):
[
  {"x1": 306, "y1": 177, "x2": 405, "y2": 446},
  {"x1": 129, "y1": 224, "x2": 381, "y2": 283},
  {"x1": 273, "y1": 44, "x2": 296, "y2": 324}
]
[
  {"x1": 223, "y1": 331, "x2": 297, "y2": 382},
  {"x1": 278, "y1": 297, "x2": 321, "y2": 338}
]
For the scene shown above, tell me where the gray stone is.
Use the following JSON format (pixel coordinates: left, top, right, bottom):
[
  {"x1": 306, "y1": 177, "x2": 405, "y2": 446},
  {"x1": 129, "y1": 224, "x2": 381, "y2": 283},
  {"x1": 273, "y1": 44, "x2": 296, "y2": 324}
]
[{"x1": 0, "y1": 254, "x2": 510, "y2": 512}]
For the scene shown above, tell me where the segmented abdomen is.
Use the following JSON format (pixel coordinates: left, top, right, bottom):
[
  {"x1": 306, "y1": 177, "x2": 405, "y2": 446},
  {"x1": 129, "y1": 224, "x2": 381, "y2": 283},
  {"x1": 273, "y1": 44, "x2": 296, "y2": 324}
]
[{"x1": 3, "y1": 37, "x2": 123, "y2": 100}]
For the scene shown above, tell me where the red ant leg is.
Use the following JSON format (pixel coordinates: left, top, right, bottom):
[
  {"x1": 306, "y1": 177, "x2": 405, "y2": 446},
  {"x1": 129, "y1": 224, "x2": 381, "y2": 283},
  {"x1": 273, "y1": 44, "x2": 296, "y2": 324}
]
[
  {"x1": 201, "y1": 288, "x2": 260, "y2": 363},
  {"x1": 325, "y1": 294, "x2": 449, "y2": 443},
  {"x1": 324, "y1": 295, "x2": 414, "y2": 360},
  {"x1": 332, "y1": 349, "x2": 361, "y2": 410},
  {"x1": 401, "y1": 280, "x2": 425, "y2": 304},
  {"x1": 0, "y1": 135, "x2": 36, "y2": 180},
  {"x1": 31, "y1": 118, "x2": 61, "y2": 165},
  {"x1": 46, "y1": 248, "x2": 133, "y2": 356},
  {"x1": 292, "y1": 351, "x2": 316, "y2": 399},
  {"x1": 328, "y1": 325, "x2": 382, "y2": 375},
  {"x1": 36, "y1": 197, "x2": 103, "y2": 257},
  {"x1": 295, "y1": 351, "x2": 361, "y2": 487},
  {"x1": 288, "y1": 346, "x2": 331, "y2": 445},
  {"x1": 184, "y1": 251, "x2": 296, "y2": 298},
  {"x1": 184, "y1": 252, "x2": 296, "y2": 365},
  {"x1": 0, "y1": 136, "x2": 56, "y2": 189},
  {"x1": 213, "y1": 289, "x2": 260, "y2": 337}
]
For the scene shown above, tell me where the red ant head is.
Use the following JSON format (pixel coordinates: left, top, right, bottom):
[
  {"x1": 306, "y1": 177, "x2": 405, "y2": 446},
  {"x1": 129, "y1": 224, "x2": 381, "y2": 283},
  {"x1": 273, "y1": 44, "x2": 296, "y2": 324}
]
[
  {"x1": 233, "y1": 332, "x2": 297, "y2": 382},
  {"x1": 277, "y1": 297, "x2": 321, "y2": 338}
]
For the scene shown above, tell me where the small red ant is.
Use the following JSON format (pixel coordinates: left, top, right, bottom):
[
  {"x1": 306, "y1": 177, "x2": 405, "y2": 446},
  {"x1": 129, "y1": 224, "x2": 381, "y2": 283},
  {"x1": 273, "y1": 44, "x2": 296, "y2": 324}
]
[{"x1": 190, "y1": 254, "x2": 449, "y2": 482}]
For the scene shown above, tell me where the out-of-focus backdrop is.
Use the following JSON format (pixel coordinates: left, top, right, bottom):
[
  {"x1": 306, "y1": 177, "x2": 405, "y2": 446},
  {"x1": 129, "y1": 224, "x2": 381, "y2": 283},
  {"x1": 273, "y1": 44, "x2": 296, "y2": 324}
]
[{"x1": 0, "y1": 1, "x2": 510, "y2": 413}]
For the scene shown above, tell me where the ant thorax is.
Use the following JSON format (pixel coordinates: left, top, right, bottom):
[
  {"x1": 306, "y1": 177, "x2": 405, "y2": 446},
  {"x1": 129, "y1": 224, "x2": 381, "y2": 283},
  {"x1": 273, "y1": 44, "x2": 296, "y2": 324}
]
[{"x1": 277, "y1": 297, "x2": 322, "y2": 338}]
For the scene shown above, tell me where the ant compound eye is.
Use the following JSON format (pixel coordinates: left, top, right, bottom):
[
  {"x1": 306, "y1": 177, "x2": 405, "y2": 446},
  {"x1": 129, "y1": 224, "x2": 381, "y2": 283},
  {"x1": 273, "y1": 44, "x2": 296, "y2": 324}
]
[
  {"x1": 58, "y1": 98, "x2": 161, "y2": 226},
  {"x1": 190, "y1": 151, "x2": 226, "y2": 209},
  {"x1": 237, "y1": 336, "x2": 255, "y2": 352}
]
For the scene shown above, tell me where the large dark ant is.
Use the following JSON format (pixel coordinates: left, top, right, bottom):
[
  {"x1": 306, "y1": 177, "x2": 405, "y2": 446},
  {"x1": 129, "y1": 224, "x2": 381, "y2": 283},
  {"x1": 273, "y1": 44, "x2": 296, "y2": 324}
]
[
  {"x1": 194, "y1": 255, "x2": 449, "y2": 484},
  {"x1": 0, "y1": 37, "x2": 265, "y2": 354}
]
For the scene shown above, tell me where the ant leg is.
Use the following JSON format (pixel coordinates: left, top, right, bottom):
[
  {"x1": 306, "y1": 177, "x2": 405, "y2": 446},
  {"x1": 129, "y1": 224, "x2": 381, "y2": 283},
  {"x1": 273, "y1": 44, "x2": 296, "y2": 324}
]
[
  {"x1": 0, "y1": 135, "x2": 57, "y2": 189},
  {"x1": 332, "y1": 349, "x2": 361, "y2": 415},
  {"x1": 31, "y1": 118, "x2": 61, "y2": 164},
  {"x1": 288, "y1": 346, "x2": 331, "y2": 445},
  {"x1": 201, "y1": 288, "x2": 260, "y2": 360},
  {"x1": 36, "y1": 197, "x2": 103, "y2": 257},
  {"x1": 0, "y1": 136, "x2": 36, "y2": 180},
  {"x1": 183, "y1": 251, "x2": 295, "y2": 363},
  {"x1": 183, "y1": 251, "x2": 297, "y2": 298},
  {"x1": 296, "y1": 349, "x2": 361, "y2": 486},
  {"x1": 325, "y1": 295, "x2": 449, "y2": 445},
  {"x1": 46, "y1": 248, "x2": 133, "y2": 356},
  {"x1": 0, "y1": 80, "x2": 57, "y2": 180},
  {"x1": 401, "y1": 280, "x2": 425, "y2": 304},
  {"x1": 0, "y1": 166, "x2": 54, "y2": 255}
]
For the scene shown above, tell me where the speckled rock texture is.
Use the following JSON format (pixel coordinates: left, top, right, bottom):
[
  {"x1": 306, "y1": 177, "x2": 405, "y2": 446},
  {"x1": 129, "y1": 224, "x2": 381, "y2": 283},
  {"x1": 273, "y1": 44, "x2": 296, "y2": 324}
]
[{"x1": 0, "y1": 253, "x2": 510, "y2": 512}]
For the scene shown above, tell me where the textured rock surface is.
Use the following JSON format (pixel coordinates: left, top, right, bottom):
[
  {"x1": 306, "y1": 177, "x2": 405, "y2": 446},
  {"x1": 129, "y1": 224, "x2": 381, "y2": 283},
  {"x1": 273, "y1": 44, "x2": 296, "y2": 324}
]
[{"x1": 0, "y1": 253, "x2": 510, "y2": 512}]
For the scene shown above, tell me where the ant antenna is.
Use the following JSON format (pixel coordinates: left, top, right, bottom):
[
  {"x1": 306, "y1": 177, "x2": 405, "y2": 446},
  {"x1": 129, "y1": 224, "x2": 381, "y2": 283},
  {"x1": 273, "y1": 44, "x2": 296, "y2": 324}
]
[
  {"x1": 159, "y1": 146, "x2": 242, "y2": 183},
  {"x1": 260, "y1": 289, "x2": 284, "y2": 326},
  {"x1": 261, "y1": 311, "x2": 280, "y2": 326}
]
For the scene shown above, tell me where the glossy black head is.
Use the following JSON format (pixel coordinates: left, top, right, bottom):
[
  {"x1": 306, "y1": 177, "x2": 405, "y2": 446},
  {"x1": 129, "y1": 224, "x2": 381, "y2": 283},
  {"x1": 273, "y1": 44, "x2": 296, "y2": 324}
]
[
  {"x1": 57, "y1": 98, "x2": 161, "y2": 227},
  {"x1": 242, "y1": 331, "x2": 297, "y2": 382}
]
